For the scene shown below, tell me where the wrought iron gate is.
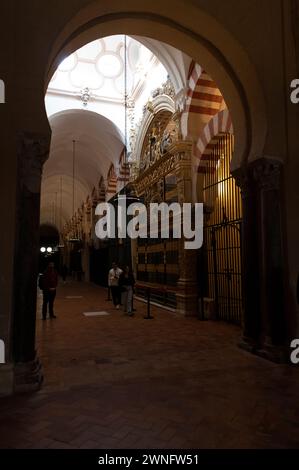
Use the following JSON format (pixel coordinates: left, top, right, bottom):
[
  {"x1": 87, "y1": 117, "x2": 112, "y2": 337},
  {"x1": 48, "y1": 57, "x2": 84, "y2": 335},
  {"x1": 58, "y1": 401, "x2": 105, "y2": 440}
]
[{"x1": 203, "y1": 133, "x2": 243, "y2": 325}]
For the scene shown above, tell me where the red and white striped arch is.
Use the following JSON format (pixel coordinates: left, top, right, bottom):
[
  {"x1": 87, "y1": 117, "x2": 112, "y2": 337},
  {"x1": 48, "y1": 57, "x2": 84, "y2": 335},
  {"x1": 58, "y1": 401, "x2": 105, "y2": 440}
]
[
  {"x1": 194, "y1": 108, "x2": 233, "y2": 174},
  {"x1": 106, "y1": 164, "x2": 118, "y2": 199},
  {"x1": 181, "y1": 61, "x2": 201, "y2": 137},
  {"x1": 117, "y1": 149, "x2": 130, "y2": 189},
  {"x1": 98, "y1": 177, "x2": 106, "y2": 203},
  {"x1": 186, "y1": 61, "x2": 202, "y2": 102},
  {"x1": 181, "y1": 61, "x2": 224, "y2": 139},
  {"x1": 91, "y1": 186, "x2": 98, "y2": 207}
]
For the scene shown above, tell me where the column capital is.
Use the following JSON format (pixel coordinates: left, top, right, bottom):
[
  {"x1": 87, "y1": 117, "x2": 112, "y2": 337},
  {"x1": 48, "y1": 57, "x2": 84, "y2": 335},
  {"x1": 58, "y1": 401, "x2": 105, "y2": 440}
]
[
  {"x1": 251, "y1": 157, "x2": 283, "y2": 191},
  {"x1": 17, "y1": 131, "x2": 51, "y2": 193},
  {"x1": 231, "y1": 167, "x2": 253, "y2": 199},
  {"x1": 232, "y1": 157, "x2": 284, "y2": 195}
]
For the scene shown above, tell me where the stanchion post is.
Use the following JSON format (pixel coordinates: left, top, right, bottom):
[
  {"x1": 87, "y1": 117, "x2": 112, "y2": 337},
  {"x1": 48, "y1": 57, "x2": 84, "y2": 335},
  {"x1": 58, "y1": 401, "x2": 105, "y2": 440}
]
[{"x1": 144, "y1": 287, "x2": 154, "y2": 319}]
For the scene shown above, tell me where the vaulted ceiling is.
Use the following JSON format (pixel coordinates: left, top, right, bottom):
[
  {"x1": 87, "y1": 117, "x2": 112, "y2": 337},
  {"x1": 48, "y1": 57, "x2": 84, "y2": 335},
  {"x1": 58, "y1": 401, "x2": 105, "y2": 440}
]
[{"x1": 40, "y1": 109, "x2": 124, "y2": 227}]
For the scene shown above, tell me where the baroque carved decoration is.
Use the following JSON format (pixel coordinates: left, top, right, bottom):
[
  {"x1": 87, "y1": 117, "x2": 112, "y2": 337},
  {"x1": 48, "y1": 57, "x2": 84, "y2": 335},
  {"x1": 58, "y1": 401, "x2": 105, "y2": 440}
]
[
  {"x1": 151, "y1": 77, "x2": 176, "y2": 100},
  {"x1": 143, "y1": 179, "x2": 165, "y2": 205},
  {"x1": 138, "y1": 115, "x2": 179, "y2": 175},
  {"x1": 80, "y1": 87, "x2": 92, "y2": 107},
  {"x1": 133, "y1": 142, "x2": 192, "y2": 197}
]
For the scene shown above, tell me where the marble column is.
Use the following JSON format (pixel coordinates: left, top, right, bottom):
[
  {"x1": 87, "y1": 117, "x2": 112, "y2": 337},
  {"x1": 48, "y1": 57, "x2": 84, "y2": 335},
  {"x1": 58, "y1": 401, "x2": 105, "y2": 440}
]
[
  {"x1": 252, "y1": 158, "x2": 287, "y2": 362},
  {"x1": 13, "y1": 131, "x2": 50, "y2": 393},
  {"x1": 234, "y1": 157, "x2": 287, "y2": 362},
  {"x1": 233, "y1": 167, "x2": 261, "y2": 352}
]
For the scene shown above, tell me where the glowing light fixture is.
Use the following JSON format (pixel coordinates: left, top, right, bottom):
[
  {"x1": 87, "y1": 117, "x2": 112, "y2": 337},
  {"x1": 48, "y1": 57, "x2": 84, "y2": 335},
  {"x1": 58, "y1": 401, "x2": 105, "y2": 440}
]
[{"x1": 40, "y1": 247, "x2": 46, "y2": 253}]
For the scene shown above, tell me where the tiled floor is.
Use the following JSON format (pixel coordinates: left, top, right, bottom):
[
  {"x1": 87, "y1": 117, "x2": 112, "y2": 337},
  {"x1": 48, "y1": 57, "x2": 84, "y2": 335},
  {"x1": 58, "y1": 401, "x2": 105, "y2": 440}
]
[{"x1": 0, "y1": 282, "x2": 299, "y2": 449}]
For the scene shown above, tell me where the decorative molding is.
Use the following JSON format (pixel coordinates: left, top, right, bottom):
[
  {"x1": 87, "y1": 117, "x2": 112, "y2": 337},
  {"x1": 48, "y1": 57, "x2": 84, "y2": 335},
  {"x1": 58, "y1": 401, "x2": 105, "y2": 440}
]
[
  {"x1": 134, "y1": 95, "x2": 175, "y2": 164},
  {"x1": 151, "y1": 77, "x2": 175, "y2": 100},
  {"x1": 47, "y1": 87, "x2": 124, "y2": 104},
  {"x1": 80, "y1": 87, "x2": 92, "y2": 107}
]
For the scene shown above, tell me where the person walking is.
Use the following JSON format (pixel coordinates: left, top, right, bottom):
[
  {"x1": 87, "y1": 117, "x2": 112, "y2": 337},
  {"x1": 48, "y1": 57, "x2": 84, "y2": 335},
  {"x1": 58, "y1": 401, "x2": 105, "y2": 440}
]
[
  {"x1": 119, "y1": 266, "x2": 135, "y2": 316},
  {"x1": 108, "y1": 262, "x2": 122, "y2": 309},
  {"x1": 40, "y1": 262, "x2": 58, "y2": 320}
]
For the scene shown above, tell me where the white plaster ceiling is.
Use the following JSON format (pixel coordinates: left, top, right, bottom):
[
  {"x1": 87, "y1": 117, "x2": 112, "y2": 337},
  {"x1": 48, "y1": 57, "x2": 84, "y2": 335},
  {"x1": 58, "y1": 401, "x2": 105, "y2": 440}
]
[
  {"x1": 47, "y1": 35, "x2": 190, "y2": 103},
  {"x1": 133, "y1": 36, "x2": 191, "y2": 94},
  {"x1": 47, "y1": 35, "x2": 163, "y2": 105}
]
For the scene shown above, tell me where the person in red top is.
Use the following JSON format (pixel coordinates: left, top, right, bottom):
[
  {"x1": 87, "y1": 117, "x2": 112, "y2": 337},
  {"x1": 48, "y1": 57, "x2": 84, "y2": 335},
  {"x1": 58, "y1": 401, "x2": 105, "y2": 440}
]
[{"x1": 40, "y1": 262, "x2": 58, "y2": 320}]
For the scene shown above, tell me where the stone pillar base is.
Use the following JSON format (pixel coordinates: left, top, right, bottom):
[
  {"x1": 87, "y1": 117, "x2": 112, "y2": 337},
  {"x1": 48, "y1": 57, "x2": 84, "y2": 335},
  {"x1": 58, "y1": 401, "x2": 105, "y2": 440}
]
[
  {"x1": 176, "y1": 280, "x2": 198, "y2": 316},
  {"x1": 14, "y1": 354, "x2": 43, "y2": 394},
  {"x1": 176, "y1": 294, "x2": 198, "y2": 316},
  {"x1": 256, "y1": 338, "x2": 289, "y2": 364},
  {"x1": 239, "y1": 336, "x2": 288, "y2": 363},
  {"x1": 0, "y1": 363, "x2": 14, "y2": 397},
  {"x1": 238, "y1": 336, "x2": 259, "y2": 354}
]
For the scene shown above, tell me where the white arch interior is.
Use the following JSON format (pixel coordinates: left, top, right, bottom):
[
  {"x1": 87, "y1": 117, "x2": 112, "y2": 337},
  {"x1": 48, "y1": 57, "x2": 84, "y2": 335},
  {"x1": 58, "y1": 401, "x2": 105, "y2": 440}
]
[
  {"x1": 42, "y1": 34, "x2": 193, "y2": 232},
  {"x1": 45, "y1": 35, "x2": 191, "y2": 132}
]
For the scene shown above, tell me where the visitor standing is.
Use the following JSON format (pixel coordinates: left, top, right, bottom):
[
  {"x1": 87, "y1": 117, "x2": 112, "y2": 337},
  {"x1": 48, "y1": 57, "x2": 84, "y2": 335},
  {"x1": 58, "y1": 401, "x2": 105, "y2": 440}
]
[
  {"x1": 108, "y1": 262, "x2": 122, "y2": 309},
  {"x1": 119, "y1": 266, "x2": 135, "y2": 316},
  {"x1": 40, "y1": 262, "x2": 58, "y2": 320}
]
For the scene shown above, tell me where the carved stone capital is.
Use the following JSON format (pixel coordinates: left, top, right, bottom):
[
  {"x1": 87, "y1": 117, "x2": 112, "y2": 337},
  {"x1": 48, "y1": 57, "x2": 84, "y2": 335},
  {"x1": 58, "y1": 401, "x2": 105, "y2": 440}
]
[
  {"x1": 17, "y1": 131, "x2": 51, "y2": 193},
  {"x1": 232, "y1": 167, "x2": 252, "y2": 200},
  {"x1": 233, "y1": 157, "x2": 284, "y2": 196},
  {"x1": 251, "y1": 157, "x2": 283, "y2": 191}
]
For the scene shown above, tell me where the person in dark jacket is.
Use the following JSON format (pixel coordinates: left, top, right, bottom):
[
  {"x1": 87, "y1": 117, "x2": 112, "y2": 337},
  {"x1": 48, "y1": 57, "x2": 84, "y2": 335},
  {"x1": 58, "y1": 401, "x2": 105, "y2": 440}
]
[
  {"x1": 40, "y1": 262, "x2": 58, "y2": 320},
  {"x1": 119, "y1": 266, "x2": 135, "y2": 316}
]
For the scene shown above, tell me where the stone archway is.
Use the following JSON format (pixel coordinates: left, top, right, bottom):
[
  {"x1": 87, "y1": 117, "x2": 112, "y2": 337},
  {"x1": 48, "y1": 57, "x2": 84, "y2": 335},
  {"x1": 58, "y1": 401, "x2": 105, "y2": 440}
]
[
  {"x1": 43, "y1": 4, "x2": 269, "y2": 321},
  {"x1": 45, "y1": 1, "x2": 267, "y2": 172},
  {"x1": 9, "y1": 1, "x2": 276, "y2": 395},
  {"x1": 193, "y1": 108, "x2": 234, "y2": 202}
]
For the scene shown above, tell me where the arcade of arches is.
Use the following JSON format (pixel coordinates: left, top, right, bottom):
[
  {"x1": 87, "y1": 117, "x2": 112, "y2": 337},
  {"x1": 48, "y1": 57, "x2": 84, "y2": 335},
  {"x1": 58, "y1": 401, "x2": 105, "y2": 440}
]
[{"x1": 0, "y1": 0, "x2": 299, "y2": 444}]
